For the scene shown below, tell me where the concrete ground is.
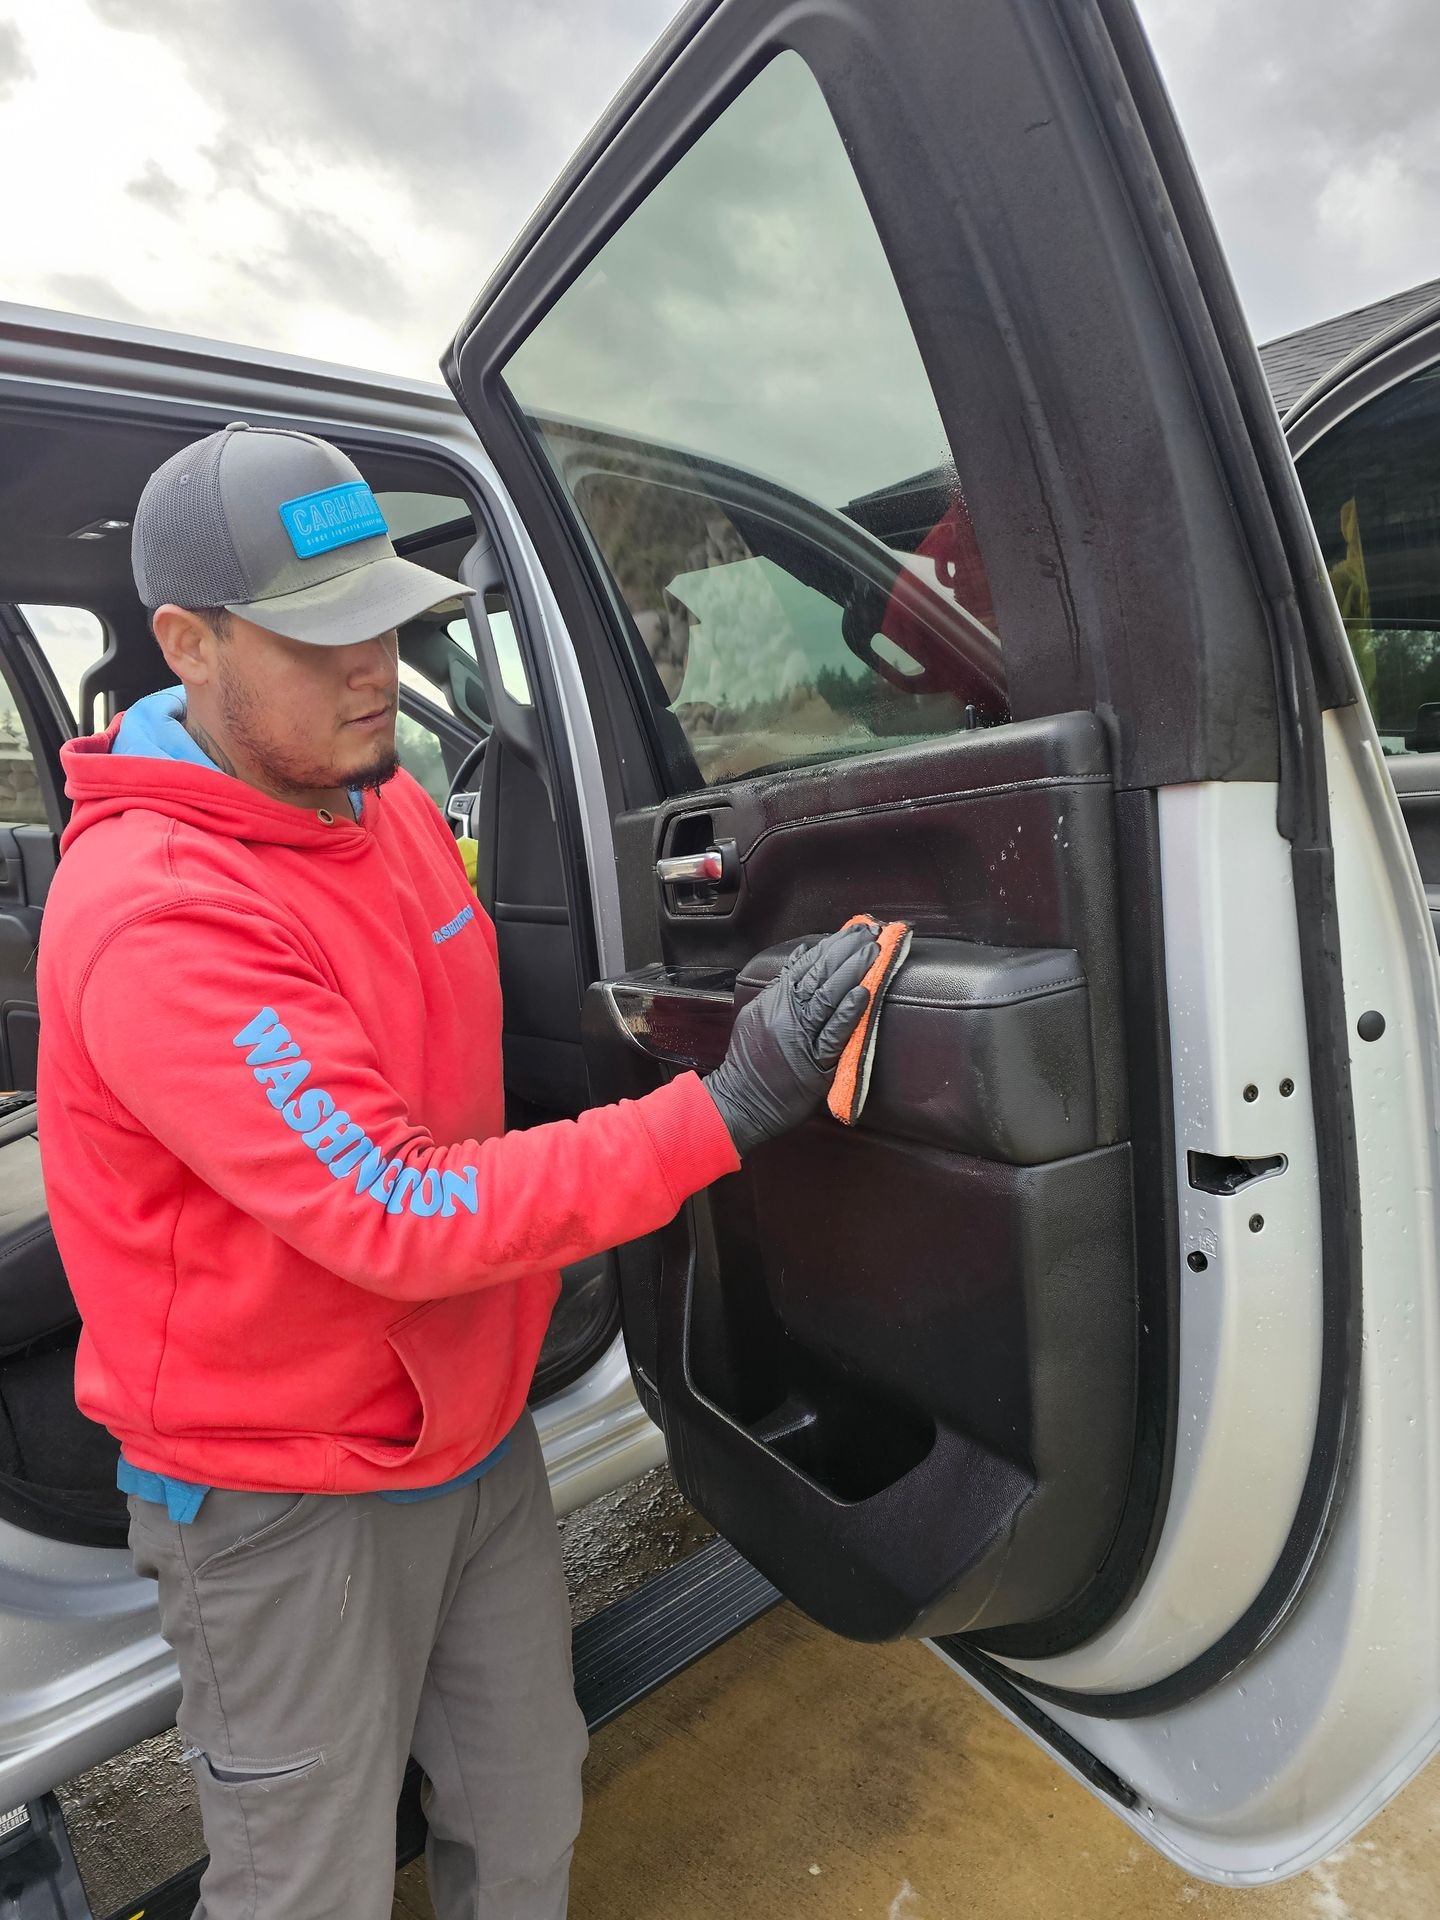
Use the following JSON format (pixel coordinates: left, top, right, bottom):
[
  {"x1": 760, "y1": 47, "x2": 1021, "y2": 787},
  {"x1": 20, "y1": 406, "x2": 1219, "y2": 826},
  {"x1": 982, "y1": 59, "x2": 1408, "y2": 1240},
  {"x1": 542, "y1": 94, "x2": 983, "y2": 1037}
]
[
  {"x1": 510, "y1": 1605, "x2": 1440, "y2": 1920},
  {"x1": 62, "y1": 1469, "x2": 1439, "y2": 1919},
  {"x1": 397, "y1": 1605, "x2": 1438, "y2": 1919}
]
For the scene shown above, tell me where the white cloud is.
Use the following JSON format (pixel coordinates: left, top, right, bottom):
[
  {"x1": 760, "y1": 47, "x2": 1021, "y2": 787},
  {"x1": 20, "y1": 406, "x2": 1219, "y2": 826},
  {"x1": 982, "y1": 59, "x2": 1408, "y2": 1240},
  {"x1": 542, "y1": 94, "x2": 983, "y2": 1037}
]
[
  {"x1": 0, "y1": 0, "x2": 1436, "y2": 378},
  {"x1": 1317, "y1": 152, "x2": 1435, "y2": 290},
  {"x1": 1141, "y1": 0, "x2": 1440, "y2": 340},
  {"x1": 0, "y1": 0, "x2": 677, "y2": 375}
]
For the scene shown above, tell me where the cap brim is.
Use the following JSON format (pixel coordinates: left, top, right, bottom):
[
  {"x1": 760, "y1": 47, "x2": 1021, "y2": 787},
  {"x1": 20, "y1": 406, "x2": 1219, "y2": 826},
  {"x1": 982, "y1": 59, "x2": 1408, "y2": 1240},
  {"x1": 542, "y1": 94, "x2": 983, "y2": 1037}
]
[{"x1": 225, "y1": 554, "x2": 473, "y2": 647}]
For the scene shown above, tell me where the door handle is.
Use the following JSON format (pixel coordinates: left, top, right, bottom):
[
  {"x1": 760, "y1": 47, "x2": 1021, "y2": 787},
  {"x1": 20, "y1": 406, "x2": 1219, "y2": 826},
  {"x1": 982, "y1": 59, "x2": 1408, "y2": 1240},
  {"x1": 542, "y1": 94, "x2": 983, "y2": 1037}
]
[
  {"x1": 656, "y1": 846, "x2": 727, "y2": 885},
  {"x1": 656, "y1": 839, "x2": 739, "y2": 891}
]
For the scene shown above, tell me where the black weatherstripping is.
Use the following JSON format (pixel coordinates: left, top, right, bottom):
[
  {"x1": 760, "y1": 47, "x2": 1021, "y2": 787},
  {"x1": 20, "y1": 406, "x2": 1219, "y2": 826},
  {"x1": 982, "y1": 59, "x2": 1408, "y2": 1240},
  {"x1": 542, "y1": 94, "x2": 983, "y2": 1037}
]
[
  {"x1": 972, "y1": 786, "x2": 1180, "y2": 1661},
  {"x1": 934, "y1": 1640, "x2": 1140, "y2": 1811},
  {"x1": 963, "y1": 0, "x2": 1365, "y2": 1721}
]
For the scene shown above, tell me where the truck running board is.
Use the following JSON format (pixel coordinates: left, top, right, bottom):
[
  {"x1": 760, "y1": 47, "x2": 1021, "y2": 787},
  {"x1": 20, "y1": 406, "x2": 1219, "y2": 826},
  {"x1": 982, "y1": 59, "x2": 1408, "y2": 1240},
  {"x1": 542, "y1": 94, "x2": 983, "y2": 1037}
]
[{"x1": 0, "y1": 1537, "x2": 779, "y2": 1920}]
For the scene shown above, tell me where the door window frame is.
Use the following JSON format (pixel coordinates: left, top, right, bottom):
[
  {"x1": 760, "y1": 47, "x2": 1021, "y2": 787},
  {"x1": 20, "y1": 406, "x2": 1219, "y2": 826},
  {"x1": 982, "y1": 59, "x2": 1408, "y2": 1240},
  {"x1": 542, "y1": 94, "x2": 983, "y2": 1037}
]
[{"x1": 445, "y1": 0, "x2": 1291, "y2": 818}]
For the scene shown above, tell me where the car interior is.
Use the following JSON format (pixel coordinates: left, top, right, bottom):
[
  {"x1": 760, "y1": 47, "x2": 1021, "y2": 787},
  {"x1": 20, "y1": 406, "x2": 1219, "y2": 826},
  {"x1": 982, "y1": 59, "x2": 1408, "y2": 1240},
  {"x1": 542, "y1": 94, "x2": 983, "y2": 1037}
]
[{"x1": 0, "y1": 409, "x2": 611, "y2": 1547}]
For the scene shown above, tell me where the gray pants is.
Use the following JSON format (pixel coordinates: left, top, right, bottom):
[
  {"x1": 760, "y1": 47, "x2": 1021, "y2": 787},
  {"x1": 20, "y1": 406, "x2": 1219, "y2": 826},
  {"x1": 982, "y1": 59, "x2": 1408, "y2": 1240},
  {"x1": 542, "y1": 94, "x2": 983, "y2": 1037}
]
[{"x1": 126, "y1": 1414, "x2": 588, "y2": 1920}]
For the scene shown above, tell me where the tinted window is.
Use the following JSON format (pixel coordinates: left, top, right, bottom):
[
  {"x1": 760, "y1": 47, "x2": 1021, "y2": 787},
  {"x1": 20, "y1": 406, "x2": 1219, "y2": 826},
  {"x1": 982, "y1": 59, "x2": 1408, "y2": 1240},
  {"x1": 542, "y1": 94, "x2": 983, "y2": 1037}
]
[
  {"x1": 1297, "y1": 364, "x2": 1440, "y2": 754},
  {"x1": 503, "y1": 53, "x2": 1005, "y2": 791},
  {"x1": 373, "y1": 491, "x2": 470, "y2": 539}
]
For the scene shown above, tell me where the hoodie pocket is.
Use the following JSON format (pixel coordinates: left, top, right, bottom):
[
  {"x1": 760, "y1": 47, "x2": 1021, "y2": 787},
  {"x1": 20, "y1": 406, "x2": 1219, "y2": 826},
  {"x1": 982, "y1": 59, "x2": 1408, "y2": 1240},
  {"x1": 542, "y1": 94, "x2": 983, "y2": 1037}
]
[{"x1": 345, "y1": 1297, "x2": 488, "y2": 1469}]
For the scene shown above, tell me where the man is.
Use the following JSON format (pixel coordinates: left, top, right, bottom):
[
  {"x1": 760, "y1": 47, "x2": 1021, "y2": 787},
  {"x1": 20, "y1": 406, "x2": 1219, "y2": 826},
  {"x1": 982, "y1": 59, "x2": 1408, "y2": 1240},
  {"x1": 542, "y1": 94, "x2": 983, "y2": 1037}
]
[{"x1": 35, "y1": 424, "x2": 876, "y2": 1920}]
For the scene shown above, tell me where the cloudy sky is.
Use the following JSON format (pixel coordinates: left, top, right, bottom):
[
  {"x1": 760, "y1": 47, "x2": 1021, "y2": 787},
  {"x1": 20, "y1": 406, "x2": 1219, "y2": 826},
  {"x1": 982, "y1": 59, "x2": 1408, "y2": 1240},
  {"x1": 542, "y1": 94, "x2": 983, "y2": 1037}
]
[{"x1": 0, "y1": 0, "x2": 1435, "y2": 382}]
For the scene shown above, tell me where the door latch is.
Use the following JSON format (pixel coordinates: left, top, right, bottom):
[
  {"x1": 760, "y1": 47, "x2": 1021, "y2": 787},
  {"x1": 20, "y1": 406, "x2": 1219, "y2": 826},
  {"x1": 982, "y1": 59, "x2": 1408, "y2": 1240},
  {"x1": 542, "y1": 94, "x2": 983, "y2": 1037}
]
[{"x1": 1186, "y1": 1150, "x2": 1287, "y2": 1195}]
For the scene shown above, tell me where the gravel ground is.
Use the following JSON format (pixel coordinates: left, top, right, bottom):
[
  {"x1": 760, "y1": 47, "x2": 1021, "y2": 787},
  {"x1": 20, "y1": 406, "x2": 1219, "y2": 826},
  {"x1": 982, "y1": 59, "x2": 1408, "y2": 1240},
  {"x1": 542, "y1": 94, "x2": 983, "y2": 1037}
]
[{"x1": 58, "y1": 1464, "x2": 711, "y2": 1919}]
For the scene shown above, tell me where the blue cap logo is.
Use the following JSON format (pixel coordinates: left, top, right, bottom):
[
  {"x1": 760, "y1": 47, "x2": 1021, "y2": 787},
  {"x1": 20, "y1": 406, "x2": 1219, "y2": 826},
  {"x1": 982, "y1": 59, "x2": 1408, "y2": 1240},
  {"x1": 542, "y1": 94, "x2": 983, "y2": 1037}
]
[{"x1": 278, "y1": 483, "x2": 388, "y2": 560}]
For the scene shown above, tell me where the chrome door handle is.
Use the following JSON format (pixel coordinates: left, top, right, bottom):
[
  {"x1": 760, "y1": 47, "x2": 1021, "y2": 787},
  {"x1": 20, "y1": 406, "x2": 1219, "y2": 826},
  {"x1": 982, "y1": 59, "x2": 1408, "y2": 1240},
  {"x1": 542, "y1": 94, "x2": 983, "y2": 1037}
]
[{"x1": 657, "y1": 846, "x2": 727, "y2": 885}]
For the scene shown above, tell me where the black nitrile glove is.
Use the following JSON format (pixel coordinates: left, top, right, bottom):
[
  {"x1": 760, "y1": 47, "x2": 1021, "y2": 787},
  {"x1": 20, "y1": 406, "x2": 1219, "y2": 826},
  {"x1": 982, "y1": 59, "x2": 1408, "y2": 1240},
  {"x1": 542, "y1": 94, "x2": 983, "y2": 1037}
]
[{"x1": 706, "y1": 924, "x2": 879, "y2": 1157}]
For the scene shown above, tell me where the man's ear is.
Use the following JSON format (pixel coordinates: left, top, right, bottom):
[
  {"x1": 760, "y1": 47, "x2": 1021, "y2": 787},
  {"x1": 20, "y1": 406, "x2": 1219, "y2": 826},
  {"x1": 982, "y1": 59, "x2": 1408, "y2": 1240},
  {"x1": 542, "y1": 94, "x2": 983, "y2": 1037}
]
[{"x1": 150, "y1": 606, "x2": 218, "y2": 688}]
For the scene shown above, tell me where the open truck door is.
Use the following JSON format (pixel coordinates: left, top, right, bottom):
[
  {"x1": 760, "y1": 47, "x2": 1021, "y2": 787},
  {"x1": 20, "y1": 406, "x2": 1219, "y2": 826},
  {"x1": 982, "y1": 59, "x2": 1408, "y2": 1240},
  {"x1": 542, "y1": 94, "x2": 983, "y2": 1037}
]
[{"x1": 443, "y1": 0, "x2": 1440, "y2": 1883}]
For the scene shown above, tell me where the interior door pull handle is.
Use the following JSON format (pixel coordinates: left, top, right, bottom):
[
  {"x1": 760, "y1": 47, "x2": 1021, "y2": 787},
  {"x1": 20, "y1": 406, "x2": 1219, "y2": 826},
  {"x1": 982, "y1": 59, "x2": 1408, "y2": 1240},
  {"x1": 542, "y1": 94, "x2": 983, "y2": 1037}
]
[{"x1": 657, "y1": 847, "x2": 727, "y2": 885}]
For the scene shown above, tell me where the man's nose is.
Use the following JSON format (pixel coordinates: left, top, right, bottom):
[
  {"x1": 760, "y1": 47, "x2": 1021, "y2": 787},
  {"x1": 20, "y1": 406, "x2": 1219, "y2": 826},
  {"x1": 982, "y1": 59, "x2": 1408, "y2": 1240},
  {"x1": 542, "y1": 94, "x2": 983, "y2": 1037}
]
[{"x1": 345, "y1": 633, "x2": 398, "y2": 683}]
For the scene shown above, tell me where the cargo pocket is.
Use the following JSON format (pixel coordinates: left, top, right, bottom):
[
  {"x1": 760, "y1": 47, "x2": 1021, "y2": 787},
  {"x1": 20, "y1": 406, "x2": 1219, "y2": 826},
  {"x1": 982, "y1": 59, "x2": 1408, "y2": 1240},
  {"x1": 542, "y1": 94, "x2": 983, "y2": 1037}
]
[
  {"x1": 201, "y1": 1751, "x2": 322, "y2": 1787},
  {"x1": 187, "y1": 1748, "x2": 328, "y2": 1916}
]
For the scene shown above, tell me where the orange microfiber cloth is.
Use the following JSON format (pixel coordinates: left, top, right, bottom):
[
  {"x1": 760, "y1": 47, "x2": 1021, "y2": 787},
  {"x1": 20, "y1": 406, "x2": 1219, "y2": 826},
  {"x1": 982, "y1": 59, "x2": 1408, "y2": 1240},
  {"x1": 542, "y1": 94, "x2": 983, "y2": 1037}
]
[{"x1": 827, "y1": 914, "x2": 913, "y2": 1126}]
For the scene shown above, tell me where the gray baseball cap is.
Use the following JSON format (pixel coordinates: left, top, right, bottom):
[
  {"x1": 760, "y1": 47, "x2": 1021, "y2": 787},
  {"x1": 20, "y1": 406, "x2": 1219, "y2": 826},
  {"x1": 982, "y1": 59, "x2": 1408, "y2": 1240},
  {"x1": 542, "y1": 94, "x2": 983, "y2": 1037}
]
[{"x1": 131, "y1": 423, "x2": 472, "y2": 647}]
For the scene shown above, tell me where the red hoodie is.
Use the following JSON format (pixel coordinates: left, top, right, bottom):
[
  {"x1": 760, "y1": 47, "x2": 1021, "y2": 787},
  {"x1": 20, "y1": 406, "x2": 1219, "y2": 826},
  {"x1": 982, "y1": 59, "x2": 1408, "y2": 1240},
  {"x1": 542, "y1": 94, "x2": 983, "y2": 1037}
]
[{"x1": 36, "y1": 720, "x2": 739, "y2": 1494}]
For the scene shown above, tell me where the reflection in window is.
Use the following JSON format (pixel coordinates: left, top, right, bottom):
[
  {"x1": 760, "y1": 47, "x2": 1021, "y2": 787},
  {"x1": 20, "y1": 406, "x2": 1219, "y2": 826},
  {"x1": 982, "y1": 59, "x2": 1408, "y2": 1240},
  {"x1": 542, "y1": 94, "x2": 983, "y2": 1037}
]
[
  {"x1": 504, "y1": 52, "x2": 1005, "y2": 790},
  {"x1": 1297, "y1": 366, "x2": 1440, "y2": 753},
  {"x1": 574, "y1": 470, "x2": 996, "y2": 782}
]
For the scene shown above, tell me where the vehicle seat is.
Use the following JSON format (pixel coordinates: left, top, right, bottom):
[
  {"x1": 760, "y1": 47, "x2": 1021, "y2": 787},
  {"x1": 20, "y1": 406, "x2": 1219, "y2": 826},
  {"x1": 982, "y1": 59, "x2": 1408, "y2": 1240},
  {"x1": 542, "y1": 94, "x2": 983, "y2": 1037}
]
[
  {"x1": 472, "y1": 738, "x2": 588, "y2": 1116},
  {"x1": 0, "y1": 1121, "x2": 78, "y2": 1356}
]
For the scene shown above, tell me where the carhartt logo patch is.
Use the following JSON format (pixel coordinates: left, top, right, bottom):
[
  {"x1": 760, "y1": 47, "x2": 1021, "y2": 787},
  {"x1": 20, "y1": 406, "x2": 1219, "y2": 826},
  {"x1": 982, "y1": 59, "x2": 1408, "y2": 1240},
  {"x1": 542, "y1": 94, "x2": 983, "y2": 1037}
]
[
  {"x1": 432, "y1": 904, "x2": 475, "y2": 947},
  {"x1": 278, "y1": 482, "x2": 388, "y2": 559}
]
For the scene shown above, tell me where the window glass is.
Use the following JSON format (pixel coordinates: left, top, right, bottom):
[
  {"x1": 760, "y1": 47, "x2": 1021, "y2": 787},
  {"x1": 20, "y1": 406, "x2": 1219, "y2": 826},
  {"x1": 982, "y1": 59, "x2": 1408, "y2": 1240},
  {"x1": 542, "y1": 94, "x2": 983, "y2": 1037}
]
[
  {"x1": 18, "y1": 604, "x2": 105, "y2": 729},
  {"x1": 394, "y1": 709, "x2": 450, "y2": 811},
  {"x1": 503, "y1": 52, "x2": 1005, "y2": 790},
  {"x1": 373, "y1": 492, "x2": 470, "y2": 540},
  {"x1": 1297, "y1": 365, "x2": 1440, "y2": 754},
  {"x1": 474, "y1": 606, "x2": 533, "y2": 708},
  {"x1": 398, "y1": 658, "x2": 446, "y2": 707}
]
